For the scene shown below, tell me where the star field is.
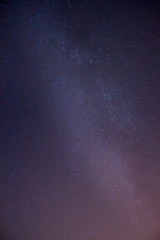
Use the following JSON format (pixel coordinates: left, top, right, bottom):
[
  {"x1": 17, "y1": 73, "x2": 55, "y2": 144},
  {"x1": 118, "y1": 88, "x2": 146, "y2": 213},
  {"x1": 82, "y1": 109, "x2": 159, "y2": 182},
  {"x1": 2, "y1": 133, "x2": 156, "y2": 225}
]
[{"x1": 1, "y1": 1, "x2": 160, "y2": 240}]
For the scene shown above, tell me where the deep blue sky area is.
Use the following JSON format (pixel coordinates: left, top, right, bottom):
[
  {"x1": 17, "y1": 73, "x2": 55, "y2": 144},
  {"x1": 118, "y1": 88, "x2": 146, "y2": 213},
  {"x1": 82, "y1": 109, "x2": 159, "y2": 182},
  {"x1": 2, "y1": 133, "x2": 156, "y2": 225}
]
[{"x1": 1, "y1": 1, "x2": 160, "y2": 239}]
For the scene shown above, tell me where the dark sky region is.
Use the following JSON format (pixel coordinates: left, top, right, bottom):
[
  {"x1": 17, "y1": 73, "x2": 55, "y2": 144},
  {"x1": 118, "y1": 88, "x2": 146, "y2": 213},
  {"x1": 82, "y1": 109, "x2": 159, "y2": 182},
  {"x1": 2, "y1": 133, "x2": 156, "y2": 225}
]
[{"x1": 1, "y1": 0, "x2": 160, "y2": 239}]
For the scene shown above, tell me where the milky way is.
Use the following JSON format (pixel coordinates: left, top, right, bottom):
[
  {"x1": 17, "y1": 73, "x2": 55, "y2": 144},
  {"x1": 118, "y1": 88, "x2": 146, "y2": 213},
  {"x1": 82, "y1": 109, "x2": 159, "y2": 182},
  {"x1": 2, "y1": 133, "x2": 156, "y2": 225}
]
[{"x1": 1, "y1": 1, "x2": 160, "y2": 240}]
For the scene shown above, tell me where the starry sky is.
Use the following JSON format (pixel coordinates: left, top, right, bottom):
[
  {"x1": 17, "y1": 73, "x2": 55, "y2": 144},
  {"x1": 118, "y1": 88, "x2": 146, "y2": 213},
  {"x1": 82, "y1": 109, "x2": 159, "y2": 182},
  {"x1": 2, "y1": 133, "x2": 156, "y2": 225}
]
[{"x1": 1, "y1": 0, "x2": 160, "y2": 239}]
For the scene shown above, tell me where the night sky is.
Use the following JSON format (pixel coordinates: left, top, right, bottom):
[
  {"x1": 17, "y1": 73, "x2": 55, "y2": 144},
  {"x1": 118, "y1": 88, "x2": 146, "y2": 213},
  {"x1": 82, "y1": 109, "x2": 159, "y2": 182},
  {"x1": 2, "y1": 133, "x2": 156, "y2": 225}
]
[{"x1": 1, "y1": 0, "x2": 160, "y2": 239}]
